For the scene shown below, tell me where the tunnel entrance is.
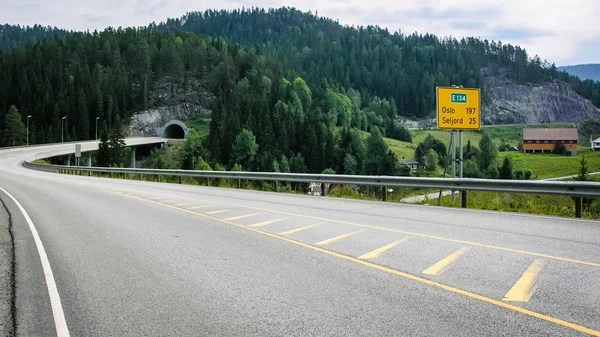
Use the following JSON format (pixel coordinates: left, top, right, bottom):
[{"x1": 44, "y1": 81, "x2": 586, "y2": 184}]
[{"x1": 164, "y1": 124, "x2": 186, "y2": 139}]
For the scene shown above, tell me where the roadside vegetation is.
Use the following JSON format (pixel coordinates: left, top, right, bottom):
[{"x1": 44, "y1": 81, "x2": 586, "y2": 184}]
[{"x1": 421, "y1": 155, "x2": 600, "y2": 219}]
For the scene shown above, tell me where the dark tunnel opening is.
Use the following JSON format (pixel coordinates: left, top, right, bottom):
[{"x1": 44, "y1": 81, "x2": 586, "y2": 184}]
[{"x1": 164, "y1": 124, "x2": 185, "y2": 139}]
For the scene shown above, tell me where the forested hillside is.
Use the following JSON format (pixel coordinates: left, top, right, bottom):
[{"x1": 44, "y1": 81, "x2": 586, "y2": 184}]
[
  {"x1": 157, "y1": 7, "x2": 600, "y2": 117},
  {"x1": 0, "y1": 24, "x2": 69, "y2": 50},
  {"x1": 0, "y1": 27, "x2": 410, "y2": 175}
]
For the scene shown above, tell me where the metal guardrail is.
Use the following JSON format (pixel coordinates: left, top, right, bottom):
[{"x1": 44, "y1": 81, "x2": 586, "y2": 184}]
[{"x1": 22, "y1": 161, "x2": 600, "y2": 218}]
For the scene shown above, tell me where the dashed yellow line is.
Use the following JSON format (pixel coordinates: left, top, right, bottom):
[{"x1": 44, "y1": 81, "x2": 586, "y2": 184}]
[
  {"x1": 209, "y1": 201, "x2": 600, "y2": 268},
  {"x1": 159, "y1": 199, "x2": 180, "y2": 203},
  {"x1": 423, "y1": 247, "x2": 470, "y2": 276},
  {"x1": 187, "y1": 205, "x2": 211, "y2": 210},
  {"x1": 124, "y1": 191, "x2": 600, "y2": 268},
  {"x1": 358, "y1": 238, "x2": 409, "y2": 260},
  {"x1": 205, "y1": 210, "x2": 229, "y2": 215},
  {"x1": 248, "y1": 218, "x2": 287, "y2": 227},
  {"x1": 315, "y1": 230, "x2": 363, "y2": 246},
  {"x1": 278, "y1": 223, "x2": 323, "y2": 236},
  {"x1": 503, "y1": 259, "x2": 546, "y2": 302},
  {"x1": 174, "y1": 202, "x2": 196, "y2": 207},
  {"x1": 112, "y1": 192, "x2": 600, "y2": 337},
  {"x1": 224, "y1": 212, "x2": 263, "y2": 221}
]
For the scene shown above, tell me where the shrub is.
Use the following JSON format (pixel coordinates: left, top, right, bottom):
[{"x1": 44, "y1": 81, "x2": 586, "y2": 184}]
[
  {"x1": 553, "y1": 143, "x2": 567, "y2": 155},
  {"x1": 590, "y1": 199, "x2": 600, "y2": 215},
  {"x1": 328, "y1": 185, "x2": 360, "y2": 198},
  {"x1": 514, "y1": 170, "x2": 524, "y2": 180}
]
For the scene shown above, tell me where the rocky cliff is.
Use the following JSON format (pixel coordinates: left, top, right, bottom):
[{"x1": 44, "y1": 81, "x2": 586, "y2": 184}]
[
  {"x1": 482, "y1": 68, "x2": 600, "y2": 125},
  {"x1": 131, "y1": 78, "x2": 214, "y2": 136}
]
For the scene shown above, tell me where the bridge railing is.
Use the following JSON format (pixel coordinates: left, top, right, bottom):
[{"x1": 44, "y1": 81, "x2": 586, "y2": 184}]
[{"x1": 21, "y1": 161, "x2": 600, "y2": 218}]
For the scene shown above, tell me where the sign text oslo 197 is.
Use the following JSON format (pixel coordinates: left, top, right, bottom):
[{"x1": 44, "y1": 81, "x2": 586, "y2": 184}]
[{"x1": 436, "y1": 87, "x2": 481, "y2": 130}]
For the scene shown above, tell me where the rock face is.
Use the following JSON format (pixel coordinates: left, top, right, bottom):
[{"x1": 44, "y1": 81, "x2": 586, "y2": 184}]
[
  {"x1": 131, "y1": 78, "x2": 214, "y2": 136},
  {"x1": 482, "y1": 68, "x2": 600, "y2": 125}
]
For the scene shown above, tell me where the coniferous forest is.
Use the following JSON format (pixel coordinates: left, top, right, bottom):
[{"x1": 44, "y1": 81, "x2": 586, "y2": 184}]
[{"x1": 1, "y1": 7, "x2": 600, "y2": 174}]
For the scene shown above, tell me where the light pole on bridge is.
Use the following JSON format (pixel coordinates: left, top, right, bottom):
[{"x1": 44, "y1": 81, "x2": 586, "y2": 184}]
[
  {"x1": 26, "y1": 115, "x2": 32, "y2": 146},
  {"x1": 96, "y1": 117, "x2": 100, "y2": 140},
  {"x1": 61, "y1": 116, "x2": 66, "y2": 143}
]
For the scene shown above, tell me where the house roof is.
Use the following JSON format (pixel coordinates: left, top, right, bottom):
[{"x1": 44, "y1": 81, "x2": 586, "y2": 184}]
[
  {"x1": 591, "y1": 134, "x2": 600, "y2": 142},
  {"x1": 522, "y1": 128, "x2": 578, "y2": 141},
  {"x1": 399, "y1": 158, "x2": 419, "y2": 165}
]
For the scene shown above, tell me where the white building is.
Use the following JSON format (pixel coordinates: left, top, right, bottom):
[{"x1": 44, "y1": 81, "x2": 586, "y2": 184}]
[{"x1": 592, "y1": 134, "x2": 600, "y2": 152}]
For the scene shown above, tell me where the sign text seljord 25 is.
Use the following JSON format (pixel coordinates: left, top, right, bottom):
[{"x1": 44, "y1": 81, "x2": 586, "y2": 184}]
[{"x1": 436, "y1": 87, "x2": 481, "y2": 130}]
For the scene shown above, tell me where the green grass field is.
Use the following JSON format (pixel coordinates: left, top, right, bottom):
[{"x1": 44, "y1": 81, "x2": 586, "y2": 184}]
[{"x1": 499, "y1": 148, "x2": 600, "y2": 179}]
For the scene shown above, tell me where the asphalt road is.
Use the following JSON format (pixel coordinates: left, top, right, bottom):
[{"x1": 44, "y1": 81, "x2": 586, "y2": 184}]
[{"x1": 1, "y1": 140, "x2": 600, "y2": 336}]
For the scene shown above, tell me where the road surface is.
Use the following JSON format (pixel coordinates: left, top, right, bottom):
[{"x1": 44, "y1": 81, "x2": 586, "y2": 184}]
[{"x1": 1, "y1": 140, "x2": 600, "y2": 336}]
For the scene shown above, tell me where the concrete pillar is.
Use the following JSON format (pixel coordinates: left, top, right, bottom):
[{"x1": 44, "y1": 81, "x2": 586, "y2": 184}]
[
  {"x1": 87, "y1": 153, "x2": 92, "y2": 167},
  {"x1": 130, "y1": 147, "x2": 136, "y2": 168},
  {"x1": 66, "y1": 155, "x2": 71, "y2": 166}
]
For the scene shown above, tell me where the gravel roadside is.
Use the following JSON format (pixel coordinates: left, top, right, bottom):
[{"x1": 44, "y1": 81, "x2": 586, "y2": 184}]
[{"x1": 0, "y1": 199, "x2": 14, "y2": 337}]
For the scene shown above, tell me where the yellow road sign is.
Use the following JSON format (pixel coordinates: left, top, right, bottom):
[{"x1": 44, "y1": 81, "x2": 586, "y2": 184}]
[{"x1": 436, "y1": 87, "x2": 481, "y2": 130}]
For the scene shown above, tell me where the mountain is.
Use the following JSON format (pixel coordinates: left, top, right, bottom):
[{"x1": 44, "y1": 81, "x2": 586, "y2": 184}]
[
  {"x1": 558, "y1": 64, "x2": 600, "y2": 82},
  {"x1": 155, "y1": 8, "x2": 600, "y2": 123},
  {"x1": 483, "y1": 66, "x2": 600, "y2": 124},
  {"x1": 0, "y1": 24, "x2": 69, "y2": 50}
]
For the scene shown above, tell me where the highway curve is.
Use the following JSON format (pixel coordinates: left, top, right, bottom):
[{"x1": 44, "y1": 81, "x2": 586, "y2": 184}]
[{"x1": 1, "y1": 140, "x2": 599, "y2": 336}]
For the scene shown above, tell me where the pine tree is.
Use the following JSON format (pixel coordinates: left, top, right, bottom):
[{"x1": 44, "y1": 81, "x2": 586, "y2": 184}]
[
  {"x1": 343, "y1": 154, "x2": 358, "y2": 175},
  {"x1": 96, "y1": 130, "x2": 111, "y2": 167},
  {"x1": 363, "y1": 127, "x2": 388, "y2": 175},
  {"x1": 414, "y1": 143, "x2": 426, "y2": 165},
  {"x1": 76, "y1": 89, "x2": 90, "y2": 140},
  {"x1": 498, "y1": 156, "x2": 513, "y2": 179},
  {"x1": 108, "y1": 122, "x2": 126, "y2": 166},
  {"x1": 2, "y1": 105, "x2": 26, "y2": 146},
  {"x1": 478, "y1": 133, "x2": 498, "y2": 172}
]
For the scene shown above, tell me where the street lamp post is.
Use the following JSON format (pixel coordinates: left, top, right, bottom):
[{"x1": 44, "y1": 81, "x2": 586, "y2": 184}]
[
  {"x1": 26, "y1": 115, "x2": 32, "y2": 146},
  {"x1": 96, "y1": 117, "x2": 100, "y2": 140},
  {"x1": 61, "y1": 116, "x2": 66, "y2": 143}
]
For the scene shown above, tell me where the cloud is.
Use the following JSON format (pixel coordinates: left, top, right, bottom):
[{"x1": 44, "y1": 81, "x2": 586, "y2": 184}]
[{"x1": 0, "y1": 0, "x2": 598, "y2": 65}]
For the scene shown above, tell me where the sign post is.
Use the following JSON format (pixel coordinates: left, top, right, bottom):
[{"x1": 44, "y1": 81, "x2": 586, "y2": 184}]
[
  {"x1": 437, "y1": 86, "x2": 481, "y2": 204},
  {"x1": 75, "y1": 144, "x2": 82, "y2": 167}
]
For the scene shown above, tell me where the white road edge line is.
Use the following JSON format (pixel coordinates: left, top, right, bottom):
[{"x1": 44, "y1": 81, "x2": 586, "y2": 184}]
[{"x1": 0, "y1": 186, "x2": 70, "y2": 337}]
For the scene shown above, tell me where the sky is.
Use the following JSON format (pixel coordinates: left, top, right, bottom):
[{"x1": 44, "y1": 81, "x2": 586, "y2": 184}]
[{"x1": 1, "y1": 0, "x2": 599, "y2": 66}]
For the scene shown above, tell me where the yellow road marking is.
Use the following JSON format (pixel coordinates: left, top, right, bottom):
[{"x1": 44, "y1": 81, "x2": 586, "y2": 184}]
[
  {"x1": 159, "y1": 199, "x2": 180, "y2": 203},
  {"x1": 224, "y1": 212, "x2": 263, "y2": 221},
  {"x1": 187, "y1": 205, "x2": 211, "y2": 210},
  {"x1": 278, "y1": 223, "x2": 323, "y2": 236},
  {"x1": 112, "y1": 192, "x2": 600, "y2": 337},
  {"x1": 126, "y1": 191, "x2": 600, "y2": 268},
  {"x1": 315, "y1": 230, "x2": 363, "y2": 246},
  {"x1": 248, "y1": 218, "x2": 287, "y2": 227},
  {"x1": 358, "y1": 238, "x2": 409, "y2": 260},
  {"x1": 423, "y1": 247, "x2": 470, "y2": 276},
  {"x1": 174, "y1": 202, "x2": 196, "y2": 207},
  {"x1": 503, "y1": 259, "x2": 546, "y2": 302},
  {"x1": 205, "y1": 210, "x2": 229, "y2": 215},
  {"x1": 214, "y1": 203, "x2": 600, "y2": 267}
]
